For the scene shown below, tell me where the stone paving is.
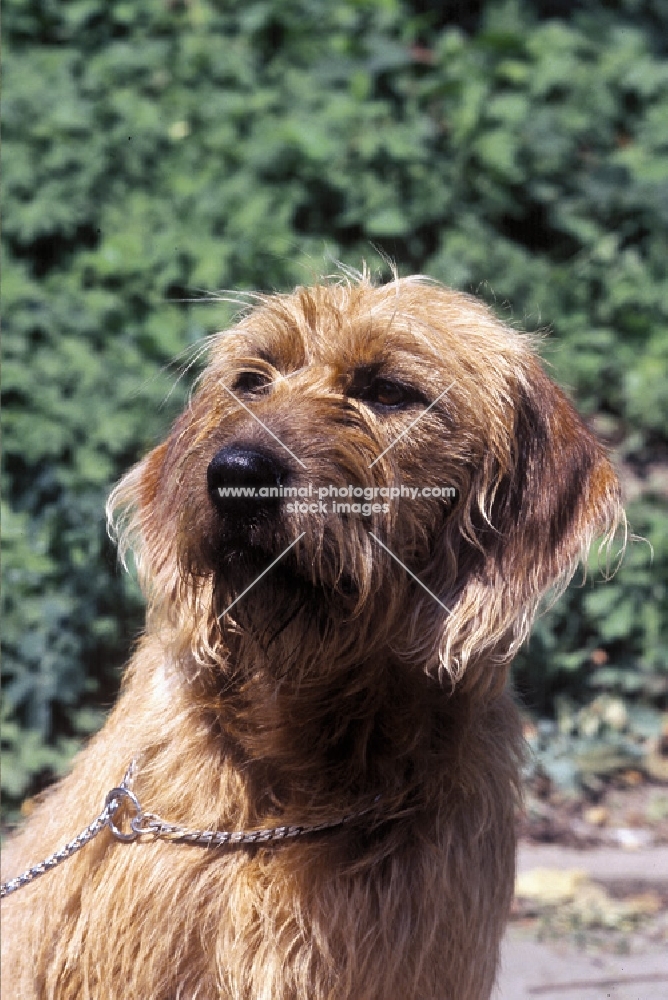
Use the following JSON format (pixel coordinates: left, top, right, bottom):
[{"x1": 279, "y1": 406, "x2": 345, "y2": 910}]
[{"x1": 494, "y1": 845, "x2": 668, "y2": 1000}]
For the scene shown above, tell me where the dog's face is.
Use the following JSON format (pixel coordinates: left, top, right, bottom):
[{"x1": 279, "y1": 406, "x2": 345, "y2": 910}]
[{"x1": 110, "y1": 277, "x2": 622, "y2": 694}]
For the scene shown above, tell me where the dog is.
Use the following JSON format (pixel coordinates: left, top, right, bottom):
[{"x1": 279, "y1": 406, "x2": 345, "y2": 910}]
[{"x1": 1, "y1": 273, "x2": 622, "y2": 999}]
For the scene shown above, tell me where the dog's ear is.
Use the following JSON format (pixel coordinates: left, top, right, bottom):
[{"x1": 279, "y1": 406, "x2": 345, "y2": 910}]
[
  {"x1": 106, "y1": 439, "x2": 174, "y2": 598},
  {"x1": 439, "y1": 359, "x2": 624, "y2": 696}
]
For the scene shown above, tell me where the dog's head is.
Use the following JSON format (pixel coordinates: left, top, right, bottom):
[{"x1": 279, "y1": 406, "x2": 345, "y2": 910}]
[{"x1": 109, "y1": 274, "x2": 623, "y2": 696}]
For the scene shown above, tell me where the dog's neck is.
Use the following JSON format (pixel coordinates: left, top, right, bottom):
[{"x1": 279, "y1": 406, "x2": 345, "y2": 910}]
[{"x1": 175, "y1": 595, "x2": 453, "y2": 823}]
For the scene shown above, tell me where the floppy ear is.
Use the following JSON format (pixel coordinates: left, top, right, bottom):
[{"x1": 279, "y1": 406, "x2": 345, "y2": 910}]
[
  {"x1": 106, "y1": 440, "x2": 174, "y2": 601},
  {"x1": 440, "y1": 359, "x2": 624, "y2": 696},
  {"x1": 107, "y1": 396, "x2": 227, "y2": 631}
]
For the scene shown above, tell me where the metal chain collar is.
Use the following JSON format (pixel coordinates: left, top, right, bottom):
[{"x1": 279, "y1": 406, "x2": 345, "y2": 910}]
[{"x1": 0, "y1": 760, "x2": 380, "y2": 899}]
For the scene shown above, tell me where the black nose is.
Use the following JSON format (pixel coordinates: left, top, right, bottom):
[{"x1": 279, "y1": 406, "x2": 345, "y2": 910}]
[{"x1": 207, "y1": 445, "x2": 288, "y2": 517}]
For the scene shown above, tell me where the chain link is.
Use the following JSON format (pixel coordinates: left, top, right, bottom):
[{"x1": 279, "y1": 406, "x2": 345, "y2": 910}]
[
  {"x1": 1, "y1": 760, "x2": 379, "y2": 899},
  {"x1": 0, "y1": 761, "x2": 136, "y2": 899}
]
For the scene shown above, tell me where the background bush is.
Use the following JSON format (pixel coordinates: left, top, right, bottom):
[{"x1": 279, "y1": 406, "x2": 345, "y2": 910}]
[{"x1": 3, "y1": 0, "x2": 667, "y2": 814}]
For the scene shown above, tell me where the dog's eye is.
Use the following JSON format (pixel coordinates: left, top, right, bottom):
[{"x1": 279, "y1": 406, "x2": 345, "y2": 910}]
[
  {"x1": 363, "y1": 378, "x2": 416, "y2": 409},
  {"x1": 232, "y1": 370, "x2": 272, "y2": 395}
]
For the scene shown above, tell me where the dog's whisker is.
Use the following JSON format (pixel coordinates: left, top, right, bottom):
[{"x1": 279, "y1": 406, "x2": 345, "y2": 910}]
[{"x1": 160, "y1": 340, "x2": 216, "y2": 407}]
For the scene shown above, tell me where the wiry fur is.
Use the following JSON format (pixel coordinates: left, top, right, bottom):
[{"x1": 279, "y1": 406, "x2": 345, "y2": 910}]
[{"x1": 2, "y1": 274, "x2": 623, "y2": 999}]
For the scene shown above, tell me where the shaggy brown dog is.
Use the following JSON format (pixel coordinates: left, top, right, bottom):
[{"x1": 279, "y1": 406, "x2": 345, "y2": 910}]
[{"x1": 2, "y1": 274, "x2": 622, "y2": 999}]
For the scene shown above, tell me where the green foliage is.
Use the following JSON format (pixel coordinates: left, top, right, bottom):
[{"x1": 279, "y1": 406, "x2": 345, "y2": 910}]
[
  {"x1": 2, "y1": 0, "x2": 667, "y2": 809},
  {"x1": 514, "y1": 496, "x2": 668, "y2": 702}
]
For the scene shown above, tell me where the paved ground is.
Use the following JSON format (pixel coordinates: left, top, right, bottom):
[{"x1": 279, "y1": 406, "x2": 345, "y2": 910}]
[
  {"x1": 516, "y1": 844, "x2": 668, "y2": 883},
  {"x1": 495, "y1": 934, "x2": 668, "y2": 1000},
  {"x1": 494, "y1": 845, "x2": 668, "y2": 1000}
]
